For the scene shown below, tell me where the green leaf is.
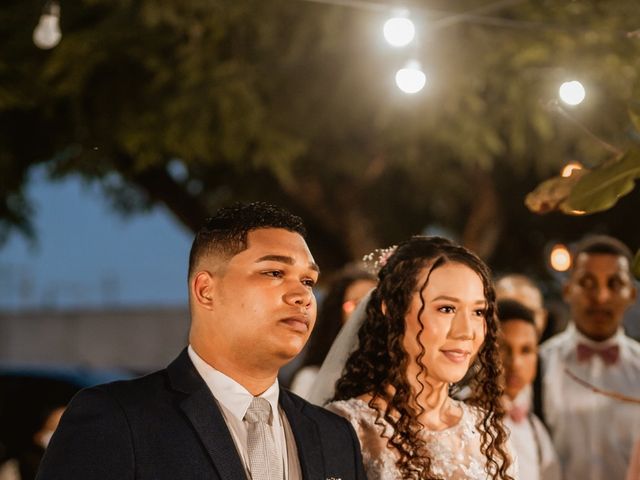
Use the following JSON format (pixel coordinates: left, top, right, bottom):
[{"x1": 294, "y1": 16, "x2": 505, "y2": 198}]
[
  {"x1": 633, "y1": 249, "x2": 640, "y2": 281},
  {"x1": 565, "y1": 149, "x2": 640, "y2": 213},
  {"x1": 630, "y1": 107, "x2": 640, "y2": 135},
  {"x1": 524, "y1": 169, "x2": 586, "y2": 214}
]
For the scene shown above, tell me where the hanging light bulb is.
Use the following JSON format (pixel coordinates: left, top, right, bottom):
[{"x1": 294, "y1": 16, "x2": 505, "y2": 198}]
[
  {"x1": 395, "y1": 60, "x2": 426, "y2": 94},
  {"x1": 383, "y1": 10, "x2": 415, "y2": 47},
  {"x1": 33, "y1": 1, "x2": 61, "y2": 50},
  {"x1": 550, "y1": 243, "x2": 571, "y2": 272},
  {"x1": 558, "y1": 80, "x2": 586, "y2": 106}
]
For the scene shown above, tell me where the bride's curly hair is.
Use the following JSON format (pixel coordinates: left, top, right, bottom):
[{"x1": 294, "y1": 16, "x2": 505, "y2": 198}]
[{"x1": 333, "y1": 236, "x2": 513, "y2": 480}]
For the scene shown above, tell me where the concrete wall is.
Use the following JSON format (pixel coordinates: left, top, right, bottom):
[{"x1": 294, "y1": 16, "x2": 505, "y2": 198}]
[{"x1": 0, "y1": 307, "x2": 190, "y2": 372}]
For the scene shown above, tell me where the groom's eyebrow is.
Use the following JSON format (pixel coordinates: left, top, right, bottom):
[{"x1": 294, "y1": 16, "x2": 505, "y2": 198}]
[{"x1": 255, "y1": 255, "x2": 320, "y2": 273}]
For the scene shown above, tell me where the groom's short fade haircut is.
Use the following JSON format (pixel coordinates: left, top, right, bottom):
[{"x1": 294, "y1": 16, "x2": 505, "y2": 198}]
[{"x1": 188, "y1": 201, "x2": 306, "y2": 278}]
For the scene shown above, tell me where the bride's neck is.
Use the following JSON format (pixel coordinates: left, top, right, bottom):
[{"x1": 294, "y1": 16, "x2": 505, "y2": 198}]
[
  {"x1": 359, "y1": 379, "x2": 462, "y2": 431},
  {"x1": 414, "y1": 380, "x2": 461, "y2": 431}
]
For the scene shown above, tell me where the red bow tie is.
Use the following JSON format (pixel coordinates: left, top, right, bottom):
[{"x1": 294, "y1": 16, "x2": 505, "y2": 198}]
[
  {"x1": 508, "y1": 404, "x2": 529, "y2": 423},
  {"x1": 577, "y1": 343, "x2": 620, "y2": 365}
]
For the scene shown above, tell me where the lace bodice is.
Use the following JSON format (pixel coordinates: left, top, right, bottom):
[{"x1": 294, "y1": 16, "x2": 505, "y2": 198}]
[{"x1": 327, "y1": 398, "x2": 490, "y2": 479}]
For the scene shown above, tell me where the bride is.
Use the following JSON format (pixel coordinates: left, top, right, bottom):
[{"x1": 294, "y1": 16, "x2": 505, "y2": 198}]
[{"x1": 319, "y1": 236, "x2": 515, "y2": 479}]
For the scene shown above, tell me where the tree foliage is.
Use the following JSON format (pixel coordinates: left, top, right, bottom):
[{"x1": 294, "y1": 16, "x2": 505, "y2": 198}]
[
  {"x1": 526, "y1": 116, "x2": 640, "y2": 278},
  {"x1": 1, "y1": 0, "x2": 640, "y2": 275}
]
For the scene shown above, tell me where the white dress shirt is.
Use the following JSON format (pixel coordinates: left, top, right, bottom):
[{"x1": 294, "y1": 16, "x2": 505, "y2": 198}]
[
  {"x1": 540, "y1": 325, "x2": 640, "y2": 480},
  {"x1": 188, "y1": 346, "x2": 301, "y2": 480},
  {"x1": 505, "y1": 390, "x2": 561, "y2": 480}
]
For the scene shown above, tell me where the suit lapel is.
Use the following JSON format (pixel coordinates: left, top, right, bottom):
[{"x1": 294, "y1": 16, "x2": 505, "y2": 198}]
[
  {"x1": 167, "y1": 350, "x2": 247, "y2": 479},
  {"x1": 280, "y1": 390, "x2": 324, "y2": 480}
]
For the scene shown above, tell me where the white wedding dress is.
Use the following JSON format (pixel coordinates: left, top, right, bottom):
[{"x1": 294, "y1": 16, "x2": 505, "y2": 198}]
[
  {"x1": 312, "y1": 294, "x2": 517, "y2": 479},
  {"x1": 327, "y1": 398, "x2": 491, "y2": 479}
]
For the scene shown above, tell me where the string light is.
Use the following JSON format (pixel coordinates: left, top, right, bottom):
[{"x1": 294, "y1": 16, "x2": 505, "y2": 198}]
[
  {"x1": 299, "y1": 1, "x2": 610, "y2": 108},
  {"x1": 383, "y1": 10, "x2": 415, "y2": 47},
  {"x1": 298, "y1": 0, "x2": 634, "y2": 37},
  {"x1": 550, "y1": 243, "x2": 571, "y2": 272},
  {"x1": 559, "y1": 80, "x2": 586, "y2": 106},
  {"x1": 395, "y1": 60, "x2": 426, "y2": 94},
  {"x1": 33, "y1": 1, "x2": 61, "y2": 50}
]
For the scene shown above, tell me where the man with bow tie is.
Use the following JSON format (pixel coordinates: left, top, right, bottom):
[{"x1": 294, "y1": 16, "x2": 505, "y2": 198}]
[{"x1": 540, "y1": 235, "x2": 640, "y2": 480}]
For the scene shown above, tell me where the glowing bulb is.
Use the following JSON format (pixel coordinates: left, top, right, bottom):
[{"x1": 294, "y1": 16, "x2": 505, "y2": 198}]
[
  {"x1": 33, "y1": 2, "x2": 61, "y2": 50},
  {"x1": 550, "y1": 244, "x2": 571, "y2": 272},
  {"x1": 395, "y1": 61, "x2": 426, "y2": 94},
  {"x1": 561, "y1": 162, "x2": 583, "y2": 177},
  {"x1": 559, "y1": 81, "x2": 585, "y2": 106},
  {"x1": 383, "y1": 11, "x2": 415, "y2": 47}
]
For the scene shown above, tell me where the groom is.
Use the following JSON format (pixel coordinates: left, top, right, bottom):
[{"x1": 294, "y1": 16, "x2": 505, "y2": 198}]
[{"x1": 37, "y1": 202, "x2": 366, "y2": 480}]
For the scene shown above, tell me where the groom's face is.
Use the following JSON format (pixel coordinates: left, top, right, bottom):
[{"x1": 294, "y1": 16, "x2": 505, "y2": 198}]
[{"x1": 209, "y1": 228, "x2": 319, "y2": 369}]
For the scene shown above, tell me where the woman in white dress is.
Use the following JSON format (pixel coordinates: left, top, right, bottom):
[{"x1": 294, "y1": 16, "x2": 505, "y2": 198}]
[{"x1": 325, "y1": 236, "x2": 515, "y2": 480}]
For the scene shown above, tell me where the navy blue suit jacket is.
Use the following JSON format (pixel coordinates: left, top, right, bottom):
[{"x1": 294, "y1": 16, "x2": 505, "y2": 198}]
[{"x1": 36, "y1": 349, "x2": 366, "y2": 480}]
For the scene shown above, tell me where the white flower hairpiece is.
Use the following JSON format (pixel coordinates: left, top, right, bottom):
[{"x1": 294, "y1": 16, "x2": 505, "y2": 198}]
[{"x1": 362, "y1": 245, "x2": 398, "y2": 274}]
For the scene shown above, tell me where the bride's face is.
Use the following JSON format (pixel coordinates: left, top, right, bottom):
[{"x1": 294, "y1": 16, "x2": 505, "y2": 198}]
[{"x1": 402, "y1": 261, "x2": 487, "y2": 387}]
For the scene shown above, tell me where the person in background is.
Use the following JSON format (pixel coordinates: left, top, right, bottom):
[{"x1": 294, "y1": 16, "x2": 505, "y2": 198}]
[
  {"x1": 0, "y1": 405, "x2": 65, "y2": 480},
  {"x1": 290, "y1": 266, "x2": 376, "y2": 398},
  {"x1": 497, "y1": 299, "x2": 560, "y2": 480},
  {"x1": 540, "y1": 234, "x2": 640, "y2": 480},
  {"x1": 18, "y1": 406, "x2": 65, "y2": 480},
  {"x1": 495, "y1": 274, "x2": 550, "y2": 421},
  {"x1": 496, "y1": 274, "x2": 548, "y2": 339},
  {"x1": 0, "y1": 441, "x2": 18, "y2": 480},
  {"x1": 0, "y1": 460, "x2": 18, "y2": 480}
]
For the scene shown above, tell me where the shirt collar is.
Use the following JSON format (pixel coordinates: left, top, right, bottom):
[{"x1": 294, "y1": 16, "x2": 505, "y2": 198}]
[
  {"x1": 513, "y1": 384, "x2": 532, "y2": 409},
  {"x1": 501, "y1": 384, "x2": 532, "y2": 413},
  {"x1": 569, "y1": 323, "x2": 625, "y2": 348},
  {"x1": 187, "y1": 345, "x2": 280, "y2": 424}
]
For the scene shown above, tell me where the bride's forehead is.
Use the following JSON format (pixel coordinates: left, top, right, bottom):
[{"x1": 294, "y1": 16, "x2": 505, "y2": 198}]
[{"x1": 414, "y1": 261, "x2": 479, "y2": 280}]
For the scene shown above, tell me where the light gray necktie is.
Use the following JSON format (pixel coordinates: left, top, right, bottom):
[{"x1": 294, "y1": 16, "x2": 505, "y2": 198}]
[{"x1": 244, "y1": 397, "x2": 283, "y2": 480}]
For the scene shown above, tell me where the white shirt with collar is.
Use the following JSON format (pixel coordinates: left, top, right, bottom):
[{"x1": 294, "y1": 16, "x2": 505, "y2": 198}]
[
  {"x1": 540, "y1": 324, "x2": 640, "y2": 480},
  {"x1": 504, "y1": 389, "x2": 561, "y2": 480},
  {"x1": 188, "y1": 345, "x2": 301, "y2": 480}
]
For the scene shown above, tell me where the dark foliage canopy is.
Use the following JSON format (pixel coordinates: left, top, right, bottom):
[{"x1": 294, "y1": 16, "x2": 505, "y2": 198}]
[{"x1": 2, "y1": 0, "x2": 639, "y2": 276}]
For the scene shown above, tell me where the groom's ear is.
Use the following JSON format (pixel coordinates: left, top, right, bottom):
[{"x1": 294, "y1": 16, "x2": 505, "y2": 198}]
[{"x1": 192, "y1": 271, "x2": 215, "y2": 310}]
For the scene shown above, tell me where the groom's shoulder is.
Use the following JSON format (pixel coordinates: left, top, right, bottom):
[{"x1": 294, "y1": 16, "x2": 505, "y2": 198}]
[{"x1": 73, "y1": 367, "x2": 170, "y2": 411}]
